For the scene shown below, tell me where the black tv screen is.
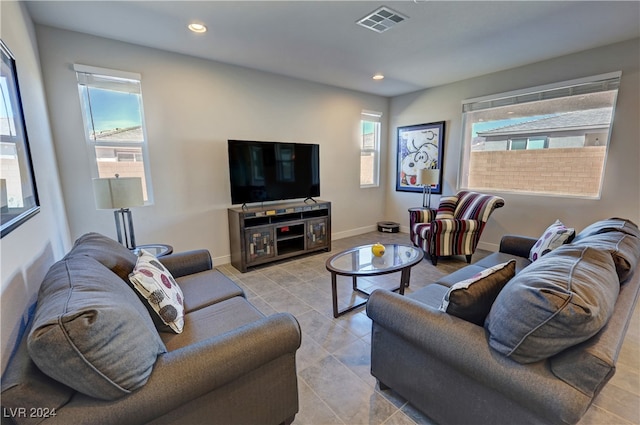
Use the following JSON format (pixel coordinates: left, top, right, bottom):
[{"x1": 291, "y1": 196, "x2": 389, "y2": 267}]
[{"x1": 228, "y1": 140, "x2": 320, "y2": 205}]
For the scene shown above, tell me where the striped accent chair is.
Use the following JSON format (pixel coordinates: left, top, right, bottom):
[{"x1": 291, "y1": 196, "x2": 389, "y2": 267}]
[{"x1": 409, "y1": 190, "x2": 505, "y2": 265}]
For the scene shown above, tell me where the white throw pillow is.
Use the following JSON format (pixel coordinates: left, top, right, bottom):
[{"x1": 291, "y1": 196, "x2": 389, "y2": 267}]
[
  {"x1": 529, "y1": 219, "x2": 575, "y2": 262},
  {"x1": 129, "y1": 250, "x2": 185, "y2": 333}
]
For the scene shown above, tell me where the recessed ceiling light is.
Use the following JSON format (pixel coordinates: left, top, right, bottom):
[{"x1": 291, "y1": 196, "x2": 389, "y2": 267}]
[
  {"x1": 372, "y1": 74, "x2": 385, "y2": 80},
  {"x1": 188, "y1": 23, "x2": 207, "y2": 33}
]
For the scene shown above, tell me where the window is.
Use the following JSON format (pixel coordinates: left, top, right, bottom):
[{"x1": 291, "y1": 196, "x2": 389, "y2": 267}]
[
  {"x1": 360, "y1": 110, "x2": 381, "y2": 187},
  {"x1": 75, "y1": 64, "x2": 153, "y2": 203},
  {"x1": 1, "y1": 40, "x2": 39, "y2": 236},
  {"x1": 459, "y1": 72, "x2": 620, "y2": 198}
]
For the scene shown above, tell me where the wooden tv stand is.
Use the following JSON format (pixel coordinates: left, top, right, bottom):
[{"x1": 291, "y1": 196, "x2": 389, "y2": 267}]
[{"x1": 228, "y1": 200, "x2": 331, "y2": 272}]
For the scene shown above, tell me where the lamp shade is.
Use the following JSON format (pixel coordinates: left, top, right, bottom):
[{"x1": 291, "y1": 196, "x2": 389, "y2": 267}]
[
  {"x1": 417, "y1": 168, "x2": 439, "y2": 186},
  {"x1": 93, "y1": 177, "x2": 144, "y2": 209}
]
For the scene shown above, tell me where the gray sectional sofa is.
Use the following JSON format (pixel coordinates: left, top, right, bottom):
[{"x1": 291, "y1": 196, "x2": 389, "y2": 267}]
[
  {"x1": 1, "y1": 233, "x2": 301, "y2": 425},
  {"x1": 367, "y1": 218, "x2": 640, "y2": 425}
]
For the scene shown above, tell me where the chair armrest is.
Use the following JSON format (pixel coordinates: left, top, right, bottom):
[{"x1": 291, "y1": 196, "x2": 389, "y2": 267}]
[
  {"x1": 430, "y1": 218, "x2": 480, "y2": 234},
  {"x1": 366, "y1": 290, "x2": 588, "y2": 424},
  {"x1": 159, "y1": 250, "x2": 213, "y2": 278},
  {"x1": 408, "y1": 207, "x2": 436, "y2": 225},
  {"x1": 51, "y1": 313, "x2": 301, "y2": 425},
  {"x1": 499, "y1": 235, "x2": 537, "y2": 258}
]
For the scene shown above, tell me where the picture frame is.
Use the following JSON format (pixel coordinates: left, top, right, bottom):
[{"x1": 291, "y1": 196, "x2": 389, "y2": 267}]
[
  {"x1": 395, "y1": 121, "x2": 445, "y2": 194},
  {"x1": 1, "y1": 39, "x2": 40, "y2": 237}
]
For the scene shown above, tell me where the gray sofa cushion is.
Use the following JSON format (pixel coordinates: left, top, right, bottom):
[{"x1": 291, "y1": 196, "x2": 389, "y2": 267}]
[
  {"x1": 474, "y1": 251, "x2": 532, "y2": 274},
  {"x1": 573, "y1": 217, "x2": 640, "y2": 241},
  {"x1": 573, "y1": 232, "x2": 640, "y2": 282},
  {"x1": 27, "y1": 256, "x2": 166, "y2": 400},
  {"x1": 161, "y1": 296, "x2": 264, "y2": 352},
  {"x1": 65, "y1": 232, "x2": 138, "y2": 281},
  {"x1": 177, "y1": 269, "x2": 245, "y2": 313},
  {"x1": 486, "y1": 245, "x2": 619, "y2": 363}
]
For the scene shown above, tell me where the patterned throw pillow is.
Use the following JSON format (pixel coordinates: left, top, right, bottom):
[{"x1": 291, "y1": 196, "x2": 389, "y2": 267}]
[
  {"x1": 129, "y1": 250, "x2": 185, "y2": 333},
  {"x1": 529, "y1": 219, "x2": 575, "y2": 261},
  {"x1": 439, "y1": 260, "x2": 516, "y2": 326}
]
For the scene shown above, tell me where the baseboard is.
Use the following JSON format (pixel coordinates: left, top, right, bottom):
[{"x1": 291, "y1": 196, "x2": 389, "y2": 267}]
[
  {"x1": 477, "y1": 241, "x2": 499, "y2": 252},
  {"x1": 332, "y1": 225, "x2": 378, "y2": 240},
  {"x1": 214, "y1": 254, "x2": 232, "y2": 266}
]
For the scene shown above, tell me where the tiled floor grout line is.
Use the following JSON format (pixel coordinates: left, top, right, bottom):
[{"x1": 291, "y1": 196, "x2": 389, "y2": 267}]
[{"x1": 296, "y1": 374, "x2": 346, "y2": 425}]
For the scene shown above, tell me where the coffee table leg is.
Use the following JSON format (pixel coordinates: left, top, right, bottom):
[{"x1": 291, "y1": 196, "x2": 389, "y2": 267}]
[
  {"x1": 399, "y1": 267, "x2": 411, "y2": 295},
  {"x1": 331, "y1": 272, "x2": 339, "y2": 318},
  {"x1": 352, "y1": 275, "x2": 358, "y2": 290}
]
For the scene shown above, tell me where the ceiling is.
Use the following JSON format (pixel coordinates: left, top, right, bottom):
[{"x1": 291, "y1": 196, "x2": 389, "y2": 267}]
[{"x1": 24, "y1": 1, "x2": 640, "y2": 97}]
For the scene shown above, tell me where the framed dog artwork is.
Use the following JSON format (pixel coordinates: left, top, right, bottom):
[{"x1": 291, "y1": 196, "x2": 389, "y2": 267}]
[{"x1": 395, "y1": 121, "x2": 445, "y2": 194}]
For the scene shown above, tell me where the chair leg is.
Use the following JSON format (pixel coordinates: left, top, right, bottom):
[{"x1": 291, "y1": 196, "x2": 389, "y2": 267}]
[
  {"x1": 431, "y1": 255, "x2": 438, "y2": 266},
  {"x1": 466, "y1": 254, "x2": 472, "y2": 264}
]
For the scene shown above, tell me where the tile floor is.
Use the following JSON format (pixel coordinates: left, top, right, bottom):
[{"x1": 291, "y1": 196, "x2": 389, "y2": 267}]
[{"x1": 216, "y1": 231, "x2": 640, "y2": 425}]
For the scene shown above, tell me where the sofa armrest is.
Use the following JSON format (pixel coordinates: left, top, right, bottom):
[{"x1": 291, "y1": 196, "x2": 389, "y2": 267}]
[
  {"x1": 47, "y1": 313, "x2": 301, "y2": 425},
  {"x1": 499, "y1": 235, "x2": 537, "y2": 258},
  {"x1": 366, "y1": 290, "x2": 590, "y2": 424},
  {"x1": 159, "y1": 249, "x2": 213, "y2": 278},
  {"x1": 151, "y1": 312, "x2": 301, "y2": 400}
]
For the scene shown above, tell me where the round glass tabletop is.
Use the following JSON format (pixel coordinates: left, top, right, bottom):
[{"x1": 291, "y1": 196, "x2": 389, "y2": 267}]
[{"x1": 326, "y1": 244, "x2": 423, "y2": 276}]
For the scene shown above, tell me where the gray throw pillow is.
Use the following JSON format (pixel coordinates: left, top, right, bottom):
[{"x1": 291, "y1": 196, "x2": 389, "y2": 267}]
[
  {"x1": 485, "y1": 246, "x2": 619, "y2": 364},
  {"x1": 27, "y1": 256, "x2": 166, "y2": 400},
  {"x1": 440, "y1": 260, "x2": 516, "y2": 326}
]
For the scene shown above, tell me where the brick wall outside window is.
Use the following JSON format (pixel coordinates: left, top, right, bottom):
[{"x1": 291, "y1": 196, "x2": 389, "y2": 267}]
[{"x1": 468, "y1": 146, "x2": 606, "y2": 197}]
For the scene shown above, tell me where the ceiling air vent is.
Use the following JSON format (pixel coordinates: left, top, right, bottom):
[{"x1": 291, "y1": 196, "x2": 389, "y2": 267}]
[{"x1": 356, "y1": 6, "x2": 408, "y2": 33}]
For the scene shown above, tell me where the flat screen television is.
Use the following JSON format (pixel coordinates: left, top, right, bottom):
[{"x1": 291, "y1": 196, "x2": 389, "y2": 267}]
[{"x1": 228, "y1": 140, "x2": 320, "y2": 205}]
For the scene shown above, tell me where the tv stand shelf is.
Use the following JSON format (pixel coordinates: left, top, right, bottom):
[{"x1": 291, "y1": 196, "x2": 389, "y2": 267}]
[{"x1": 228, "y1": 200, "x2": 331, "y2": 272}]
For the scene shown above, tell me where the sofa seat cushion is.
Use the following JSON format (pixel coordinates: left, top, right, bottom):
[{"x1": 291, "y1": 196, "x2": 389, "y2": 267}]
[
  {"x1": 573, "y1": 232, "x2": 640, "y2": 283},
  {"x1": 473, "y1": 252, "x2": 532, "y2": 274},
  {"x1": 161, "y1": 296, "x2": 265, "y2": 352},
  {"x1": 64, "y1": 232, "x2": 137, "y2": 281},
  {"x1": 407, "y1": 284, "x2": 449, "y2": 309},
  {"x1": 435, "y1": 264, "x2": 485, "y2": 288},
  {"x1": 177, "y1": 269, "x2": 245, "y2": 313},
  {"x1": 486, "y1": 246, "x2": 619, "y2": 363},
  {"x1": 27, "y1": 256, "x2": 167, "y2": 400},
  {"x1": 440, "y1": 260, "x2": 516, "y2": 326}
]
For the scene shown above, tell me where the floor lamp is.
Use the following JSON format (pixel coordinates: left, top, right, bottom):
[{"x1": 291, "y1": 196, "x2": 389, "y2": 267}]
[
  {"x1": 93, "y1": 175, "x2": 144, "y2": 249},
  {"x1": 417, "y1": 168, "x2": 439, "y2": 209}
]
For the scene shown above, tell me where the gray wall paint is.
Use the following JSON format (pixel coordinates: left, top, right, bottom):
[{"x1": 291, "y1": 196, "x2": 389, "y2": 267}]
[
  {"x1": 35, "y1": 25, "x2": 389, "y2": 264},
  {"x1": 0, "y1": 2, "x2": 70, "y2": 372},
  {"x1": 387, "y1": 38, "x2": 640, "y2": 249}
]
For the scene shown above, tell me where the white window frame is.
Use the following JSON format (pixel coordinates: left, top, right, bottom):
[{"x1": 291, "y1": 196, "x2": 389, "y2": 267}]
[
  {"x1": 360, "y1": 110, "x2": 382, "y2": 188},
  {"x1": 459, "y1": 72, "x2": 620, "y2": 199},
  {"x1": 74, "y1": 64, "x2": 154, "y2": 204}
]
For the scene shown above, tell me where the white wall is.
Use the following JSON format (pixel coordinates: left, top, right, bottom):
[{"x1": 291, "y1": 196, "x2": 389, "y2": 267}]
[
  {"x1": 35, "y1": 25, "x2": 389, "y2": 264},
  {"x1": 387, "y1": 38, "x2": 640, "y2": 250},
  {"x1": 0, "y1": 3, "x2": 70, "y2": 373}
]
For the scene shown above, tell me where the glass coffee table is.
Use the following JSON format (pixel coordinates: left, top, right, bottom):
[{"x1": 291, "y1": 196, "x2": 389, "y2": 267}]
[{"x1": 325, "y1": 244, "x2": 424, "y2": 318}]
